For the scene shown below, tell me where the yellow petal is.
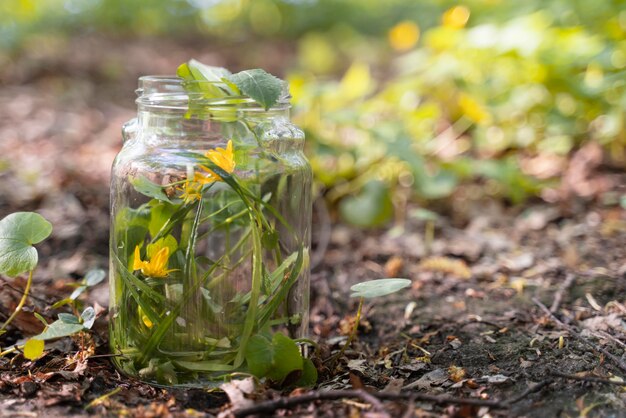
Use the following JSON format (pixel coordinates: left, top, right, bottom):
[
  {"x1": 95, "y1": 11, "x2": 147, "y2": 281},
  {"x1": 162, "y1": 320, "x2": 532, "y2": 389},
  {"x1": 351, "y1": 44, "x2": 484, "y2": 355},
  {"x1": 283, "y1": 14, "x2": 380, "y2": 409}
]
[
  {"x1": 142, "y1": 315, "x2": 153, "y2": 328},
  {"x1": 132, "y1": 246, "x2": 143, "y2": 271},
  {"x1": 153, "y1": 247, "x2": 170, "y2": 269},
  {"x1": 194, "y1": 172, "x2": 218, "y2": 185},
  {"x1": 205, "y1": 140, "x2": 236, "y2": 173},
  {"x1": 138, "y1": 306, "x2": 153, "y2": 328},
  {"x1": 24, "y1": 339, "x2": 45, "y2": 360}
]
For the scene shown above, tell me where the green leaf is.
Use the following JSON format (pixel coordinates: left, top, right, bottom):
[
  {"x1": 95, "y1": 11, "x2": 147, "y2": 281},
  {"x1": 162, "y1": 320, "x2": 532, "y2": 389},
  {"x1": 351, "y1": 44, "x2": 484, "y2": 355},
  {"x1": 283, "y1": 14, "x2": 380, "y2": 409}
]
[
  {"x1": 410, "y1": 208, "x2": 440, "y2": 221},
  {"x1": 0, "y1": 212, "x2": 52, "y2": 277},
  {"x1": 177, "y1": 60, "x2": 234, "y2": 98},
  {"x1": 34, "y1": 320, "x2": 84, "y2": 340},
  {"x1": 295, "y1": 358, "x2": 318, "y2": 387},
  {"x1": 148, "y1": 201, "x2": 177, "y2": 237},
  {"x1": 51, "y1": 297, "x2": 74, "y2": 308},
  {"x1": 84, "y1": 269, "x2": 106, "y2": 286},
  {"x1": 227, "y1": 69, "x2": 284, "y2": 110},
  {"x1": 81, "y1": 307, "x2": 96, "y2": 329},
  {"x1": 58, "y1": 313, "x2": 80, "y2": 324},
  {"x1": 350, "y1": 278, "x2": 412, "y2": 299},
  {"x1": 414, "y1": 170, "x2": 458, "y2": 199},
  {"x1": 244, "y1": 334, "x2": 273, "y2": 378},
  {"x1": 267, "y1": 333, "x2": 304, "y2": 384},
  {"x1": 130, "y1": 176, "x2": 171, "y2": 202},
  {"x1": 69, "y1": 268, "x2": 107, "y2": 300},
  {"x1": 33, "y1": 312, "x2": 48, "y2": 327},
  {"x1": 244, "y1": 332, "x2": 304, "y2": 385},
  {"x1": 69, "y1": 287, "x2": 87, "y2": 301},
  {"x1": 339, "y1": 181, "x2": 393, "y2": 228},
  {"x1": 23, "y1": 339, "x2": 45, "y2": 360},
  {"x1": 146, "y1": 235, "x2": 178, "y2": 259}
]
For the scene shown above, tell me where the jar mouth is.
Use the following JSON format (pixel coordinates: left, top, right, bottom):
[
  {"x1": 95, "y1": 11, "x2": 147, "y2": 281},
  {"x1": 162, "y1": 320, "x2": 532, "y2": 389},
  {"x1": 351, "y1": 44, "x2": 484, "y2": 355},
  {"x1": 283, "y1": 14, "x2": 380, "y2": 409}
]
[{"x1": 136, "y1": 75, "x2": 291, "y2": 112}]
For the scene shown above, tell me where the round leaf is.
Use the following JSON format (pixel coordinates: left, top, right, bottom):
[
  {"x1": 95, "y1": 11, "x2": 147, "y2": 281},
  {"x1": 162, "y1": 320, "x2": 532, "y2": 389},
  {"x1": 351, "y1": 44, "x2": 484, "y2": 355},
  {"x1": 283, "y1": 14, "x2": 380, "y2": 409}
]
[
  {"x1": 0, "y1": 212, "x2": 52, "y2": 277},
  {"x1": 23, "y1": 339, "x2": 45, "y2": 360},
  {"x1": 84, "y1": 269, "x2": 106, "y2": 286},
  {"x1": 350, "y1": 278, "x2": 412, "y2": 299},
  {"x1": 267, "y1": 333, "x2": 303, "y2": 384}
]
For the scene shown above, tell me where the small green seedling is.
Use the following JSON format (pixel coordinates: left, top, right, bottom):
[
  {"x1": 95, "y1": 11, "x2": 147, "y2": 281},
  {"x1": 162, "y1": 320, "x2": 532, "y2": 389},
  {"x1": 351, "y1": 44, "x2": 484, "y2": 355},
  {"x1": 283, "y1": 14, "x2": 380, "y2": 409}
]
[
  {"x1": 52, "y1": 268, "x2": 106, "y2": 309},
  {"x1": 0, "y1": 212, "x2": 52, "y2": 335},
  {"x1": 411, "y1": 208, "x2": 440, "y2": 254},
  {"x1": 331, "y1": 278, "x2": 412, "y2": 365},
  {"x1": 0, "y1": 212, "x2": 102, "y2": 361},
  {"x1": 23, "y1": 306, "x2": 97, "y2": 360}
]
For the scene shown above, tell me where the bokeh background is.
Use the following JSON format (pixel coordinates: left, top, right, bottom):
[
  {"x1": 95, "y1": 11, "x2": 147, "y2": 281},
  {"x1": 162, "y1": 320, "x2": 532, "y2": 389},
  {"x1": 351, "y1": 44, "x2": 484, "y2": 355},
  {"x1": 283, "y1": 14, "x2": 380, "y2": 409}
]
[{"x1": 0, "y1": 0, "x2": 624, "y2": 267}]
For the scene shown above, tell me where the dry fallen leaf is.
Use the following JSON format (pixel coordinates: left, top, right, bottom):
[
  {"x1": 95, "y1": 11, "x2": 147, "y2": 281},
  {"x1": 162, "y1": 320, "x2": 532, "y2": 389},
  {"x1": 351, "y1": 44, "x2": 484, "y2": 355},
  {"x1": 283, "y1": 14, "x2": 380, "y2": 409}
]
[
  {"x1": 448, "y1": 365, "x2": 467, "y2": 382},
  {"x1": 419, "y1": 256, "x2": 471, "y2": 279},
  {"x1": 219, "y1": 377, "x2": 256, "y2": 411}
]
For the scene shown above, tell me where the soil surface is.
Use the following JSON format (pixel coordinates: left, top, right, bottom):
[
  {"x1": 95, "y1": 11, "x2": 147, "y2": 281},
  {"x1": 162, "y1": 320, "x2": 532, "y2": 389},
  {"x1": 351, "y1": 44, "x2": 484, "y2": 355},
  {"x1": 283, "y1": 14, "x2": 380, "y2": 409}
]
[{"x1": 1, "y1": 36, "x2": 625, "y2": 417}]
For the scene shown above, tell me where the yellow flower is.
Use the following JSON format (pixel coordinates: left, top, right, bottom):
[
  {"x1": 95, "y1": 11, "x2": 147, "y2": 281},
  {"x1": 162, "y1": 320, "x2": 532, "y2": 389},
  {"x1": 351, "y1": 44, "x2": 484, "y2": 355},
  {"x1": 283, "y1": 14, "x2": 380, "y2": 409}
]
[
  {"x1": 133, "y1": 245, "x2": 175, "y2": 278},
  {"x1": 178, "y1": 181, "x2": 202, "y2": 204},
  {"x1": 205, "y1": 140, "x2": 235, "y2": 174},
  {"x1": 388, "y1": 21, "x2": 420, "y2": 51},
  {"x1": 442, "y1": 6, "x2": 470, "y2": 29}
]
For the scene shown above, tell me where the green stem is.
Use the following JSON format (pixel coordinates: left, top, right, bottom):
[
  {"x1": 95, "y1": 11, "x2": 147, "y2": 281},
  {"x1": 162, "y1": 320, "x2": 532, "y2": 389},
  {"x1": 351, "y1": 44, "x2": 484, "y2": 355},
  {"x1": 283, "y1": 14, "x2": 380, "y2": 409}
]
[
  {"x1": 233, "y1": 211, "x2": 264, "y2": 367},
  {"x1": 0, "y1": 270, "x2": 34, "y2": 332},
  {"x1": 425, "y1": 220, "x2": 434, "y2": 255},
  {"x1": 330, "y1": 297, "x2": 364, "y2": 367},
  {"x1": 0, "y1": 346, "x2": 20, "y2": 357}
]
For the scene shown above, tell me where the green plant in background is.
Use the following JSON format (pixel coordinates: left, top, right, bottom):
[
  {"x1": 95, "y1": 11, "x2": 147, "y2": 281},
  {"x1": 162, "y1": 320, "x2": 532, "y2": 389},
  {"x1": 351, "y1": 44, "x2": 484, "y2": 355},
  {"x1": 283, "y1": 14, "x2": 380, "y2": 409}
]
[
  {"x1": 289, "y1": 4, "x2": 626, "y2": 225},
  {"x1": 109, "y1": 61, "x2": 315, "y2": 387},
  {"x1": 2, "y1": 0, "x2": 624, "y2": 228}
]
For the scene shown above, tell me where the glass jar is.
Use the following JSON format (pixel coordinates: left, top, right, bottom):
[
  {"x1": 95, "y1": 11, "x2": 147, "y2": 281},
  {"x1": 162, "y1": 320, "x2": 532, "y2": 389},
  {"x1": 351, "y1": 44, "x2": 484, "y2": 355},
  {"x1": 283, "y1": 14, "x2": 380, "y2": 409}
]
[{"x1": 109, "y1": 76, "x2": 312, "y2": 387}]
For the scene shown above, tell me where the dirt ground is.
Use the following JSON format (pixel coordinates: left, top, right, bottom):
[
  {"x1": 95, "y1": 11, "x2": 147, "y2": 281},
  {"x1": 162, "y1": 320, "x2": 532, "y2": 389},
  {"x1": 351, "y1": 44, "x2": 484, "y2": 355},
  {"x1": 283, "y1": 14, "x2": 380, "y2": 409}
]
[{"x1": 0, "y1": 37, "x2": 625, "y2": 417}]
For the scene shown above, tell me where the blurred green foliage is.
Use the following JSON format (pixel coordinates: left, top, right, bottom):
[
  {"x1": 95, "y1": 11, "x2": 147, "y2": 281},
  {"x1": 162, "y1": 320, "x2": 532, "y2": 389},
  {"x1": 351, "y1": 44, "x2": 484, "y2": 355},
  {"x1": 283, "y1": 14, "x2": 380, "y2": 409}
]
[{"x1": 3, "y1": 0, "x2": 625, "y2": 226}]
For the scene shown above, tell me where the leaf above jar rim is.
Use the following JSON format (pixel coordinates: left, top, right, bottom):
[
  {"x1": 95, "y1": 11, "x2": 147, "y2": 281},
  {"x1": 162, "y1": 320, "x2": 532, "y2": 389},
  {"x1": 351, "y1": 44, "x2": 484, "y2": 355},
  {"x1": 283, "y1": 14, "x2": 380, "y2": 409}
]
[
  {"x1": 177, "y1": 59, "x2": 235, "y2": 99},
  {"x1": 226, "y1": 69, "x2": 284, "y2": 111},
  {"x1": 0, "y1": 212, "x2": 52, "y2": 277}
]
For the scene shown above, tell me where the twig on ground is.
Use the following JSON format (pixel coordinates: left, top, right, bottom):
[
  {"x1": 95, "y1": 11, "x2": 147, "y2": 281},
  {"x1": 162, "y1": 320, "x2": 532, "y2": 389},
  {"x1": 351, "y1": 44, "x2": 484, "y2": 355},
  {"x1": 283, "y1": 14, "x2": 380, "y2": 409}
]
[
  {"x1": 0, "y1": 278, "x2": 49, "y2": 304},
  {"x1": 532, "y1": 297, "x2": 626, "y2": 374},
  {"x1": 401, "y1": 397, "x2": 416, "y2": 418},
  {"x1": 506, "y1": 380, "x2": 553, "y2": 405},
  {"x1": 591, "y1": 330, "x2": 626, "y2": 350},
  {"x1": 231, "y1": 389, "x2": 507, "y2": 417},
  {"x1": 550, "y1": 274, "x2": 576, "y2": 313},
  {"x1": 550, "y1": 370, "x2": 626, "y2": 387}
]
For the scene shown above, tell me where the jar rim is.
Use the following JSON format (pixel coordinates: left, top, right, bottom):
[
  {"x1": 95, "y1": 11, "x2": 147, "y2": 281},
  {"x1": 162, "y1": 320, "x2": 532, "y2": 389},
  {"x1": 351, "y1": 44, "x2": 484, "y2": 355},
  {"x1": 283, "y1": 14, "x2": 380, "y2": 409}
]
[{"x1": 136, "y1": 75, "x2": 291, "y2": 111}]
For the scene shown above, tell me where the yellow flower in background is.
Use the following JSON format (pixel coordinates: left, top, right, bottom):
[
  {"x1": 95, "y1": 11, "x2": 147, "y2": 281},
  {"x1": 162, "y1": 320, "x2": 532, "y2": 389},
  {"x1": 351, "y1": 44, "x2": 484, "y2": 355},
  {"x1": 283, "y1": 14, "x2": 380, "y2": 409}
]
[
  {"x1": 388, "y1": 21, "x2": 420, "y2": 51},
  {"x1": 458, "y1": 93, "x2": 491, "y2": 124},
  {"x1": 442, "y1": 6, "x2": 470, "y2": 29},
  {"x1": 205, "y1": 140, "x2": 236, "y2": 174},
  {"x1": 133, "y1": 245, "x2": 175, "y2": 278}
]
